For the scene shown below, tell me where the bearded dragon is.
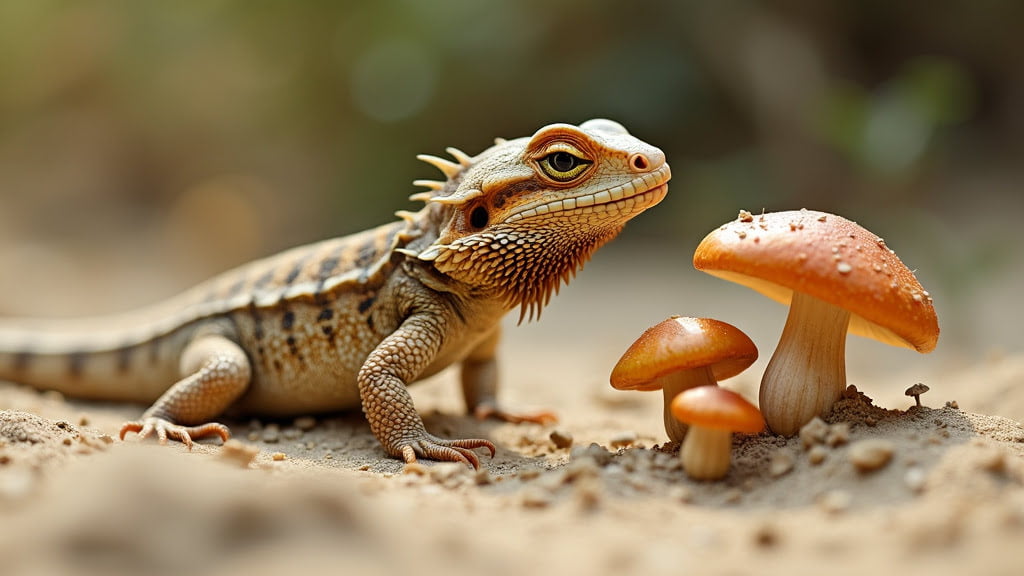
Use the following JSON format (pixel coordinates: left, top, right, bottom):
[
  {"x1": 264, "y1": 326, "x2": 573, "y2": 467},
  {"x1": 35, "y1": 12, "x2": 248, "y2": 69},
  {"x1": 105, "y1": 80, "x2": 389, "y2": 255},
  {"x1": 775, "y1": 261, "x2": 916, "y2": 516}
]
[{"x1": 0, "y1": 119, "x2": 670, "y2": 467}]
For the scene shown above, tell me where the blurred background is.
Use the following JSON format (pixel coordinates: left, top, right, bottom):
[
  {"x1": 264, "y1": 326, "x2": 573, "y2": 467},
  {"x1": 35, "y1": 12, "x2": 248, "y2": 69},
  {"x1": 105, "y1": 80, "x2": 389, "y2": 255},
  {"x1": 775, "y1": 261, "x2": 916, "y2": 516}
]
[{"x1": 0, "y1": 1, "x2": 1021, "y2": 372}]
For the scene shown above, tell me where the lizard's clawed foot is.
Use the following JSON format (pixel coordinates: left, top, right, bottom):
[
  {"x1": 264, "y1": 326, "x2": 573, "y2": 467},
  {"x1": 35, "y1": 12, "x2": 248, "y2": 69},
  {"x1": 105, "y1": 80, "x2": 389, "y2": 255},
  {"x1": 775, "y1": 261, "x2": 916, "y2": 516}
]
[
  {"x1": 119, "y1": 417, "x2": 231, "y2": 450},
  {"x1": 396, "y1": 433, "x2": 496, "y2": 469},
  {"x1": 474, "y1": 403, "x2": 558, "y2": 426}
]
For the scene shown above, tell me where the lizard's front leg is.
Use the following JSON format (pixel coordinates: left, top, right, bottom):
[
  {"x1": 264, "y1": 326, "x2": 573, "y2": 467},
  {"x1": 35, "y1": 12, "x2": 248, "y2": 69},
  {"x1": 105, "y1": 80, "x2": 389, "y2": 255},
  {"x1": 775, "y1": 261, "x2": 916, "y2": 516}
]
[
  {"x1": 358, "y1": 314, "x2": 495, "y2": 468},
  {"x1": 120, "y1": 333, "x2": 250, "y2": 449},
  {"x1": 461, "y1": 328, "x2": 557, "y2": 425}
]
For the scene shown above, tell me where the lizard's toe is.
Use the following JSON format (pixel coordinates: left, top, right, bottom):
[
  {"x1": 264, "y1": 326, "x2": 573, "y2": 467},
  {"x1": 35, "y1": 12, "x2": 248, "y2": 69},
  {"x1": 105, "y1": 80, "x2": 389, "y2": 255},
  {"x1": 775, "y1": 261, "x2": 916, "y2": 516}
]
[
  {"x1": 120, "y1": 417, "x2": 230, "y2": 450},
  {"x1": 398, "y1": 434, "x2": 496, "y2": 469}
]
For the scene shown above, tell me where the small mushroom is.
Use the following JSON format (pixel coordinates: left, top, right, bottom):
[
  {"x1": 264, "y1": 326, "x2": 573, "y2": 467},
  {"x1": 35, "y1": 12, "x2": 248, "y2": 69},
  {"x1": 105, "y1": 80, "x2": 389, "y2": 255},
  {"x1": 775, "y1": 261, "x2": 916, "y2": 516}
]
[
  {"x1": 610, "y1": 317, "x2": 758, "y2": 443},
  {"x1": 670, "y1": 386, "x2": 764, "y2": 480},
  {"x1": 905, "y1": 383, "x2": 930, "y2": 407},
  {"x1": 693, "y1": 209, "x2": 940, "y2": 436}
]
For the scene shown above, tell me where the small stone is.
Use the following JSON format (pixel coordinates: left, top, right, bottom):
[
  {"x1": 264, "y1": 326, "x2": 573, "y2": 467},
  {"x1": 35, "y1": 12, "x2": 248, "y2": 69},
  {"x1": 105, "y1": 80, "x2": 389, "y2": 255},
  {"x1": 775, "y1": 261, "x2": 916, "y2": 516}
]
[
  {"x1": 945, "y1": 400, "x2": 960, "y2": 410},
  {"x1": 570, "y1": 443, "x2": 613, "y2": 466},
  {"x1": 807, "y1": 445, "x2": 828, "y2": 466},
  {"x1": 609, "y1": 431, "x2": 637, "y2": 448},
  {"x1": 219, "y1": 439, "x2": 259, "y2": 468},
  {"x1": 738, "y1": 209, "x2": 754, "y2": 222},
  {"x1": 261, "y1": 423, "x2": 281, "y2": 443},
  {"x1": 825, "y1": 423, "x2": 850, "y2": 447},
  {"x1": 403, "y1": 462, "x2": 428, "y2": 476},
  {"x1": 282, "y1": 427, "x2": 303, "y2": 441},
  {"x1": 799, "y1": 417, "x2": 828, "y2": 449},
  {"x1": 77, "y1": 415, "x2": 90, "y2": 426},
  {"x1": 293, "y1": 416, "x2": 317, "y2": 431},
  {"x1": 521, "y1": 487, "x2": 553, "y2": 509},
  {"x1": 904, "y1": 467, "x2": 927, "y2": 493},
  {"x1": 271, "y1": 452, "x2": 287, "y2": 461},
  {"x1": 817, "y1": 490, "x2": 851, "y2": 514},
  {"x1": 848, "y1": 439, "x2": 895, "y2": 472},
  {"x1": 549, "y1": 429, "x2": 574, "y2": 449},
  {"x1": 769, "y1": 449, "x2": 795, "y2": 477},
  {"x1": 753, "y1": 523, "x2": 780, "y2": 548},
  {"x1": 668, "y1": 485, "x2": 693, "y2": 503}
]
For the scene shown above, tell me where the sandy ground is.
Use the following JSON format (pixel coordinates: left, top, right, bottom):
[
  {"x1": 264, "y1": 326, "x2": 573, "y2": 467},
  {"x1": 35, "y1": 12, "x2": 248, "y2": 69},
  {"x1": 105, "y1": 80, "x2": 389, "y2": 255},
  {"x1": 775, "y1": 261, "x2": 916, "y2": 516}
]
[{"x1": 1, "y1": 246, "x2": 1023, "y2": 576}]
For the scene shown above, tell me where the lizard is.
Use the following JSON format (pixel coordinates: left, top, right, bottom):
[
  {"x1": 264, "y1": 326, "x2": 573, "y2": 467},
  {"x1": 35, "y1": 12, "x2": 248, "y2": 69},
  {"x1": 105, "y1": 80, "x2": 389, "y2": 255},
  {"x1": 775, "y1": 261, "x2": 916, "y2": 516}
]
[{"x1": 0, "y1": 119, "x2": 670, "y2": 468}]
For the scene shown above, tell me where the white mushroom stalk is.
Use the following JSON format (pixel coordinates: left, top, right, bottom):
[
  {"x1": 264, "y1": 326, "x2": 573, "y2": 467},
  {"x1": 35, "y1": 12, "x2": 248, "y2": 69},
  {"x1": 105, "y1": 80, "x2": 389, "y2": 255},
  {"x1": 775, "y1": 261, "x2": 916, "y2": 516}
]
[
  {"x1": 679, "y1": 425, "x2": 732, "y2": 481},
  {"x1": 759, "y1": 291, "x2": 852, "y2": 436}
]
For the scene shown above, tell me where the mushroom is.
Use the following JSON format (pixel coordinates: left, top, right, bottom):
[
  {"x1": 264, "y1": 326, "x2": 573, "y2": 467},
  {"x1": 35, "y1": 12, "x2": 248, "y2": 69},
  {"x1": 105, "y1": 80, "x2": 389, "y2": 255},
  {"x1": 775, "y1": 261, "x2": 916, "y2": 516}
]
[
  {"x1": 905, "y1": 383, "x2": 930, "y2": 407},
  {"x1": 693, "y1": 209, "x2": 940, "y2": 436},
  {"x1": 610, "y1": 316, "x2": 758, "y2": 443},
  {"x1": 670, "y1": 385, "x2": 764, "y2": 480}
]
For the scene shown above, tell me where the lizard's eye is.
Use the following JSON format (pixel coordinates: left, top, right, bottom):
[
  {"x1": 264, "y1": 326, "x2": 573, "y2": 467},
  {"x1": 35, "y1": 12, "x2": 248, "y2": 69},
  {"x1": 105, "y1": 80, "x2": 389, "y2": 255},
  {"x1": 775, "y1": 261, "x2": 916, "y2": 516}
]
[{"x1": 539, "y1": 150, "x2": 591, "y2": 182}]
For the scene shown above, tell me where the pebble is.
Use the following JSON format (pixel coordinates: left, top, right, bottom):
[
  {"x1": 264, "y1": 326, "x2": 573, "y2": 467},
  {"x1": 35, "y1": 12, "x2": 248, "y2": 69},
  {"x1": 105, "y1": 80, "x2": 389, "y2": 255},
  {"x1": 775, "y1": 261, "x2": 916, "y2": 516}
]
[
  {"x1": 769, "y1": 449, "x2": 795, "y2": 477},
  {"x1": 261, "y1": 423, "x2": 281, "y2": 443},
  {"x1": 848, "y1": 439, "x2": 895, "y2": 472},
  {"x1": 549, "y1": 429, "x2": 574, "y2": 449},
  {"x1": 520, "y1": 487, "x2": 553, "y2": 509},
  {"x1": 799, "y1": 417, "x2": 828, "y2": 449},
  {"x1": 817, "y1": 490, "x2": 852, "y2": 514},
  {"x1": 807, "y1": 445, "x2": 828, "y2": 466},
  {"x1": 609, "y1": 431, "x2": 638, "y2": 448},
  {"x1": 218, "y1": 439, "x2": 259, "y2": 468},
  {"x1": 825, "y1": 422, "x2": 850, "y2": 447},
  {"x1": 904, "y1": 467, "x2": 927, "y2": 493},
  {"x1": 293, "y1": 416, "x2": 317, "y2": 431},
  {"x1": 271, "y1": 452, "x2": 287, "y2": 461}
]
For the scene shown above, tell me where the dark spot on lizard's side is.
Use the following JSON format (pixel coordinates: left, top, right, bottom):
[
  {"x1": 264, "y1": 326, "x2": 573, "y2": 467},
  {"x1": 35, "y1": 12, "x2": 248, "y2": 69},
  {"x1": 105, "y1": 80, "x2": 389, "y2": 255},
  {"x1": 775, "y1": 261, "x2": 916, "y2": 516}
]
[
  {"x1": 273, "y1": 358, "x2": 283, "y2": 372},
  {"x1": 68, "y1": 352, "x2": 86, "y2": 379},
  {"x1": 491, "y1": 178, "x2": 543, "y2": 209},
  {"x1": 281, "y1": 310, "x2": 296, "y2": 331},
  {"x1": 317, "y1": 307, "x2": 334, "y2": 322},
  {"x1": 225, "y1": 276, "x2": 247, "y2": 299},
  {"x1": 285, "y1": 336, "x2": 304, "y2": 363},
  {"x1": 116, "y1": 345, "x2": 133, "y2": 374},
  {"x1": 318, "y1": 256, "x2": 341, "y2": 281},
  {"x1": 249, "y1": 302, "x2": 264, "y2": 341},
  {"x1": 357, "y1": 294, "x2": 376, "y2": 314},
  {"x1": 252, "y1": 268, "x2": 275, "y2": 291},
  {"x1": 283, "y1": 260, "x2": 304, "y2": 285},
  {"x1": 12, "y1": 350, "x2": 32, "y2": 373},
  {"x1": 148, "y1": 338, "x2": 160, "y2": 365},
  {"x1": 321, "y1": 325, "x2": 334, "y2": 337}
]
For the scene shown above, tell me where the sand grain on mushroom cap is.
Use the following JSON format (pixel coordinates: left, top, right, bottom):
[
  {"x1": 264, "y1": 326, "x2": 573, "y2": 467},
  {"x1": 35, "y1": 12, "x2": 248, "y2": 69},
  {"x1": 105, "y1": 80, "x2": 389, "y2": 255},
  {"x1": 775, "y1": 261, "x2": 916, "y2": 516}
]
[{"x1": 693, "y1": 209, "x2": 940, "y2": 436}]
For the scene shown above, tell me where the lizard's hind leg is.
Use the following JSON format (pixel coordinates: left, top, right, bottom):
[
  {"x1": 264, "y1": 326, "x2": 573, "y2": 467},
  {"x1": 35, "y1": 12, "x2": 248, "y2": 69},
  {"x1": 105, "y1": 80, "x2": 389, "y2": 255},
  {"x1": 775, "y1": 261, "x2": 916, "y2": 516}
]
[{"x1": 120, "y1": 333, "x2": 251, "y2": 449}]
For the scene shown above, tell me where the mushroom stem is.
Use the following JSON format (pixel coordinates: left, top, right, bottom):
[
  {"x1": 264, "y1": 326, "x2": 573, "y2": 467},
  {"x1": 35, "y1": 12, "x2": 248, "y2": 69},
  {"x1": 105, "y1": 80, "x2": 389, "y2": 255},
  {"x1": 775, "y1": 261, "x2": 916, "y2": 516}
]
[
  {"x1": 760, "y1": 291, "x2": 851, "y2": 436},
  {"x1": 680, "y1": 425, "x2": 733, "y2": 480},
  {"x1": 660, "y1": 367, "x2": 717, "y2": 443}
]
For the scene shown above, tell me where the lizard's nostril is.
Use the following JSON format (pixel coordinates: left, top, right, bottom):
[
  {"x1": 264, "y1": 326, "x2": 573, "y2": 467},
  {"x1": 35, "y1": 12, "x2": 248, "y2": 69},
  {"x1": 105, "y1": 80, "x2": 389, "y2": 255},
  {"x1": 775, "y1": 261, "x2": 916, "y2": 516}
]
[{"x1": 629, "y1": 153, "x2": 650, "y2": 172}]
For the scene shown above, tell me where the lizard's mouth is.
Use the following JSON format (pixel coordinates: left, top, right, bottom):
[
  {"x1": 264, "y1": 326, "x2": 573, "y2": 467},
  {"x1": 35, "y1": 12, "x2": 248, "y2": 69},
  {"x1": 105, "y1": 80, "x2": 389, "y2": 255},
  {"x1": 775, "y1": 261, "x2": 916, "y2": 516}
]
[{"x1": 504, "y1": 163, "x2": 671, "y2": 223}]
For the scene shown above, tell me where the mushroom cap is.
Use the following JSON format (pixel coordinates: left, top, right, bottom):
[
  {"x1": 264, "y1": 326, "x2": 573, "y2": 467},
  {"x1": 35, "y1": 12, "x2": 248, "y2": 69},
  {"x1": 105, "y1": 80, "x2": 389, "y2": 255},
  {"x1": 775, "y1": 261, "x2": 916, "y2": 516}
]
[
  {"x1": 610, "y1": 316, "x2": 758, "y2": 391},
  {"x1": 905, "y1": 383, "x2": 930, "y2": 396},
  {"x1": 670, "y1": 385, "x2": 764, "y2": 434},
  {"x1": 693, "y1": 209, "x2": 939, "y2": 353}
]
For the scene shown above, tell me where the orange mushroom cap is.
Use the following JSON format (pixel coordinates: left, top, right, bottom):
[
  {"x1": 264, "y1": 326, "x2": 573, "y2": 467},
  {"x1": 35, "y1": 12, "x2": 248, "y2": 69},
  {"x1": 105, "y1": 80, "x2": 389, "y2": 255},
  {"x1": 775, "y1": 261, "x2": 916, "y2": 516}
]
[
  {"x1": 693, "y1": 209, "x2": 939, "y2": 353},
  {"x1": 670, "y1": 386, "x2": 764, "y2": 434},
  {"x1": 610, "y1": 316, "x2": 758, "y2": 391}
]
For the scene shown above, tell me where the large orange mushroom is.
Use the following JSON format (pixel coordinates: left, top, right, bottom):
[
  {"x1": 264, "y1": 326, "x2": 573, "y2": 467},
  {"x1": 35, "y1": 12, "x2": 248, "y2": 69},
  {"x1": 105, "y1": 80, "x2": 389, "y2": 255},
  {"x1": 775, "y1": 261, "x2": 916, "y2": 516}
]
[
  {"x1": 693, "y1": 209, "x2": 939, "y2": 436},
  {"x1": 610, "y1": 316, "x2": 758, "y2": 442}
]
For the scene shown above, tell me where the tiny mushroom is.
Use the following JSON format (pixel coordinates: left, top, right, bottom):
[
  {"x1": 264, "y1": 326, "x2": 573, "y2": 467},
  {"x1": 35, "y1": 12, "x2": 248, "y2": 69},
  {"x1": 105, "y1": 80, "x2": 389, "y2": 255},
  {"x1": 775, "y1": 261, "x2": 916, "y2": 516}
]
[
  {"x1": 693, "y1": 209, "x2": 940, "y2": 436},
  {"x1": 905, "y1": 383, "x2": 930, "y2": 407},
  {"x1": 670, "y1": 385, "x2": 764, "y2": 481},
  {"x1": 610, "y1": 316, "x2": 758, "y2": 443}
]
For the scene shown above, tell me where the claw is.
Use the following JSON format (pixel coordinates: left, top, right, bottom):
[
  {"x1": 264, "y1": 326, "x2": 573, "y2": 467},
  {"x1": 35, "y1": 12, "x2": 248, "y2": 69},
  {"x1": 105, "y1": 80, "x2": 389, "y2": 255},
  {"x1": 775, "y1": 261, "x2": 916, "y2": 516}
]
[
  {"x1": 394, "y1": 433, "x2": 496, "y2": 469},
  {"x1": 120, "y1": 417, "x2": 230, "y2": 450}
]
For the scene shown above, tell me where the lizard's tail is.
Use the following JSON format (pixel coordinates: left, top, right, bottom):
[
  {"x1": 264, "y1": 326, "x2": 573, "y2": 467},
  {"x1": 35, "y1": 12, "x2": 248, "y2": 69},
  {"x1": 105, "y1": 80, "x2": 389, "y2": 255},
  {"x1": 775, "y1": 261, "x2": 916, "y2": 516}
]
[{"x1": 0, "y1": 316, "x2": 185, "y2": 404}]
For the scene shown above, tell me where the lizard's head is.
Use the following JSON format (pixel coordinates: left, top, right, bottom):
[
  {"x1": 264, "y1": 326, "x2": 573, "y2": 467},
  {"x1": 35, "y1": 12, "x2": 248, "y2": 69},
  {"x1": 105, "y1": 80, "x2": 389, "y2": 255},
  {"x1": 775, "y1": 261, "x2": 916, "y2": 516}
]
[{"x1": 406, "y1": 119, "x2": 670, "y2": 321}]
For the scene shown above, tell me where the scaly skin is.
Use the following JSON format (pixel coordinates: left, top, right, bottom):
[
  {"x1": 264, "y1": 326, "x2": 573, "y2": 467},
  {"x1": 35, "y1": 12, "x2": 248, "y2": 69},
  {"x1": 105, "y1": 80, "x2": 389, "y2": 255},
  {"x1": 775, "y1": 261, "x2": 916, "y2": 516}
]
[{"x1": 0, "y1": 119, "x2": 670, "y2": 467}]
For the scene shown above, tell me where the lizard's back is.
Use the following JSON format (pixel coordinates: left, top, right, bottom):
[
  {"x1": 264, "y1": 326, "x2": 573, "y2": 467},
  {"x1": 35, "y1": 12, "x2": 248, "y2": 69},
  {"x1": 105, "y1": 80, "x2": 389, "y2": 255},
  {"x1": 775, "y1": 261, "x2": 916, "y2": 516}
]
[{"x1": 0, "y1": 219, "x2": 411, "y2": 411}]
